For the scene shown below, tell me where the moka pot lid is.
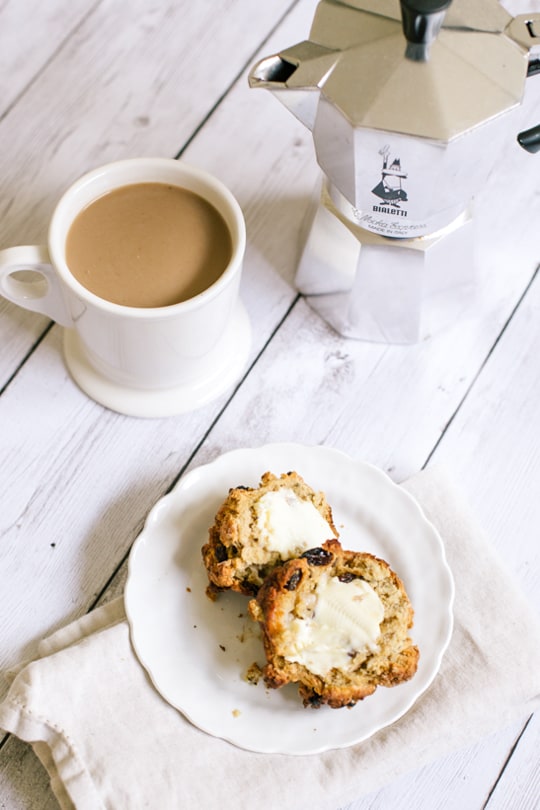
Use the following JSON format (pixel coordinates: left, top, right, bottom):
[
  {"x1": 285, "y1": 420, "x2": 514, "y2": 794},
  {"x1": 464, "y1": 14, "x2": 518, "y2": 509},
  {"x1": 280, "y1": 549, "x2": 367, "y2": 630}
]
[{"x1": 275, "y1": 0, "x2": 530, "y2": 141}]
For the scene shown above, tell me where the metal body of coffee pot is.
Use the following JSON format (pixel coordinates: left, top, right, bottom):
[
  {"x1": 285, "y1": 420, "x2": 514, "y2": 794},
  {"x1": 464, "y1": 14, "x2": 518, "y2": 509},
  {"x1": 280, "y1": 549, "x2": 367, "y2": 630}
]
[{"x1": 249, "y1": 0, "x2": 540, "y2": 343}]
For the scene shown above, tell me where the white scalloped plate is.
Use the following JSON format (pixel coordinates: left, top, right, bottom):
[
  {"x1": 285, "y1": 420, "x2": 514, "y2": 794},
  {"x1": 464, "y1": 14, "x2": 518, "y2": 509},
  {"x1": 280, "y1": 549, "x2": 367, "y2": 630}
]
[{"x1": 125, "y1": 443, "x2": 454, "y2": 754}]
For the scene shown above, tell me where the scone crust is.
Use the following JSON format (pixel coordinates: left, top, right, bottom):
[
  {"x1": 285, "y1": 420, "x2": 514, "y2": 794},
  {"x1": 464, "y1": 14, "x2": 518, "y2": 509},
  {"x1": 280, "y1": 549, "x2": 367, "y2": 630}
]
[
  {"x1": 248, "y1": 539, "x2": 419, "y2": 708},
  {"x1": 202, "y1": 471, "x2": 338, "y2": 598}
]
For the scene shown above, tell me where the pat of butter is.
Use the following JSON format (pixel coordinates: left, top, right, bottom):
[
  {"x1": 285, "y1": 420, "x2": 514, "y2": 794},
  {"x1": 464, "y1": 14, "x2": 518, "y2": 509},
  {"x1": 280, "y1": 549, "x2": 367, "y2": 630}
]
[
  {"x1": 285, "y1": 574, "x2": 384, "y2": 676},
  {"x1": 254, "y1": 489, "x2": 335, "y2": 558}
]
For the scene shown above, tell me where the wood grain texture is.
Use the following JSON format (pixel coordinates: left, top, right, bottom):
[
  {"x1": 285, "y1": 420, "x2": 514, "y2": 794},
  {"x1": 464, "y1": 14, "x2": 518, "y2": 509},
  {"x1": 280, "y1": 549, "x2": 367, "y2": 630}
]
[
  {"x1": 341, "y1": 723, "x2": 525, "y2": 810},
  {"x1": 0, "y1": 735, "x2": 58, "y2": 810},
  {"x1": 0, "y1": 0, "x2": 539, "y2": 808},
  {"x1": 431, "y1": 268, "x2": 540, "y2": 612},
  {"x1": 0, "y1": 0, "x2": 96, "y2": 115},
  {"x1": 486, "y1": 714, "x2": 540, "y2": 810},
  {"x1": 0, "y1": 2, "x2": 100, "y2": 376}
]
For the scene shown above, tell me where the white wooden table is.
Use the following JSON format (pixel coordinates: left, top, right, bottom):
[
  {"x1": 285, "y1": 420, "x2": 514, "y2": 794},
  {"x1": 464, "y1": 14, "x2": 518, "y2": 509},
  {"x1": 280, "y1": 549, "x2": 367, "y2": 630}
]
[{"x1": 1, "y1": 1, "x2": 539, "y2": 808}]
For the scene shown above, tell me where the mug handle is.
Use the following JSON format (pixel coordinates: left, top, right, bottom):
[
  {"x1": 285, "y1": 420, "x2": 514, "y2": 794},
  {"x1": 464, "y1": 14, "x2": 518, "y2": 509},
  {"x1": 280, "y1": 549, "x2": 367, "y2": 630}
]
[{"x1": 0, "y1": 245, "x2": 73, "y2": 326}]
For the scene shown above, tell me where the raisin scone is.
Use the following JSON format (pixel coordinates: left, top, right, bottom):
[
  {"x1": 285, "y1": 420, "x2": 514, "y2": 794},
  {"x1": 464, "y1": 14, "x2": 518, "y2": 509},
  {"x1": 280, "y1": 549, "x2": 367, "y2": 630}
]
[
  {"x1": 248, "y1": 539, "x2": 419, "y2": 708},
  {"x1": 202, "y1": 471, "x2": 338, "y2": 598}
]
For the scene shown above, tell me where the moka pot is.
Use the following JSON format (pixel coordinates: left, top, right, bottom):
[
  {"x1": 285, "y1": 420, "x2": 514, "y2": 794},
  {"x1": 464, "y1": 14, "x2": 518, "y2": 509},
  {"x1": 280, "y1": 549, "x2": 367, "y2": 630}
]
[{"x1": 249, "y1": 0, "x2": 540, "y2": 343}]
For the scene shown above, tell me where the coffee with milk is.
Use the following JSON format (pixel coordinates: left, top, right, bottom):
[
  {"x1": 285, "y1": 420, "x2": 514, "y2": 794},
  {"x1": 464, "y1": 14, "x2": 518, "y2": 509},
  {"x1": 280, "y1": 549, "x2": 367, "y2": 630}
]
[{"x1": 66, "y1": 182, "x2": 232, "y2": 308}]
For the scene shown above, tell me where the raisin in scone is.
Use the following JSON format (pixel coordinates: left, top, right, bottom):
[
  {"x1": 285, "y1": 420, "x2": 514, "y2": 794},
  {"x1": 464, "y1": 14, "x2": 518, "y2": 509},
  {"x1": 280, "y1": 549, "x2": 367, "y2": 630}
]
[
  {"x1": 248, "y1": 539, "x2": 419, "y2": 708},
  {"x1": 202, "y1": 471, "x2": 338, "y2": 598}
]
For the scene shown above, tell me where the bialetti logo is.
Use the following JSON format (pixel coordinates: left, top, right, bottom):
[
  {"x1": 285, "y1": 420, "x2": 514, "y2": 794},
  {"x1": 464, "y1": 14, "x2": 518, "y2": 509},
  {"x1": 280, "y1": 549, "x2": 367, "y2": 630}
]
[{"x1": 371, "y1": 146, "x2": 408, "y2": 217}]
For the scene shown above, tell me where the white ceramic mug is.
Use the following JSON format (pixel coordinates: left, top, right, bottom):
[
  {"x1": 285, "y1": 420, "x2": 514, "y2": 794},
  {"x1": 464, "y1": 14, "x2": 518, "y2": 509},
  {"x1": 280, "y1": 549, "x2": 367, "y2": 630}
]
[{"x1": 0, "y1": 158, "x2": 250, "y2": 417}]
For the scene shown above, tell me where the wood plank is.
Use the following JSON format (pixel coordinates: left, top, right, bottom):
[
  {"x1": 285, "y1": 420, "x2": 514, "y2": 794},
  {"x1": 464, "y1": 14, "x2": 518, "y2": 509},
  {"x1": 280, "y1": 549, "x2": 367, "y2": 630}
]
[
  {"x1": 0, "y1": 0, "x2": 101, "y2": 384},
  {"x1": 341, "y1": 722, "x2": 525, "y2": 810},
  {"x1": 0, "y1": 0, "x2": 95, "y2": 115},
  {"x1": 0, "y1": 735, "x2": 58, "y2": 810},
  {"x1": 427, "y1": 267, "x2": 540, "y2": 612},
  {"x1": 486, "y1": 714, "x2": 540, "y2": 810}
]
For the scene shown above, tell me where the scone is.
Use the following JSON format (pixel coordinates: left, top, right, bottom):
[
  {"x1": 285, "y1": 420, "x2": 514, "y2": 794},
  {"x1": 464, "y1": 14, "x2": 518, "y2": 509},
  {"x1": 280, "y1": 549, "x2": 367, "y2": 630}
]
[
  {"x1": 248, "y1": 538, "x2": 419, "y2": 708},
  {"x1": 202, "y1": 471, "x2": 338, "y2": 598}
]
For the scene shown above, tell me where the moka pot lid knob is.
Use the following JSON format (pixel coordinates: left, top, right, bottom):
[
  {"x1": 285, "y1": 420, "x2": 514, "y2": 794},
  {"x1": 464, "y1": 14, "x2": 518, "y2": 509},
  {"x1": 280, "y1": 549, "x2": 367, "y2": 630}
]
[{"x1": 399, "y1": 0, "x2": 452, "y2": 60}]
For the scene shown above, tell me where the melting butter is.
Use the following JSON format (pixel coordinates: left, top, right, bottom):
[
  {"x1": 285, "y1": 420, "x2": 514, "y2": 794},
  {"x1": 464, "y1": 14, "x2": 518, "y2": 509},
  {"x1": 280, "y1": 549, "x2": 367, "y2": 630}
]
[
  {"x1": 254, "y1": 489, "x2": 335, "y2": 558},
  {"x1": 284, "y1": 573, "x2": 384, "y2": 676}
]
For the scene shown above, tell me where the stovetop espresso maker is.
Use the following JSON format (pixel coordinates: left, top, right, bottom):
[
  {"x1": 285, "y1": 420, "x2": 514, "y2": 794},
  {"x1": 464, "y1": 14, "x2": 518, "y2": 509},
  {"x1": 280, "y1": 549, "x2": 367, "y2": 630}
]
[{"x1": 249, "y1": 0, "x2": 540, "y2": 343}]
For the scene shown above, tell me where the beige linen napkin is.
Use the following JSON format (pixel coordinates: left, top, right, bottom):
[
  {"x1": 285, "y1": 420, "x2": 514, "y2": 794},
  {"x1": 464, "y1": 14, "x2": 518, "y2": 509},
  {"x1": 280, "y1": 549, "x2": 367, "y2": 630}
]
[{"x1": 1, "y1": 467, "x2": 539, "y2": 810}]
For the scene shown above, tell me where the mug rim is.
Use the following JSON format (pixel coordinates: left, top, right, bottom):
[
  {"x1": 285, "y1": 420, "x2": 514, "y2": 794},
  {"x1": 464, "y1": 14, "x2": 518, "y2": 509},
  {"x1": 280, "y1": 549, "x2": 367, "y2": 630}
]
[{"x1": 48, "y1": 157, "x2": 246, "y2": 318}]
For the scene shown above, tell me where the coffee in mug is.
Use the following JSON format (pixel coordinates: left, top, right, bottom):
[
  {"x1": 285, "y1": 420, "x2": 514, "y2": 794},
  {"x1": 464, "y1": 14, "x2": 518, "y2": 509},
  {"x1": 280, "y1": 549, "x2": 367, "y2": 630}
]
[
  {"x1": 0, "y1": 158, "x2": 249, "y2": 418},
  {"x1": 66, "y1": 182, "x2": 233, "y2": 308}
]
